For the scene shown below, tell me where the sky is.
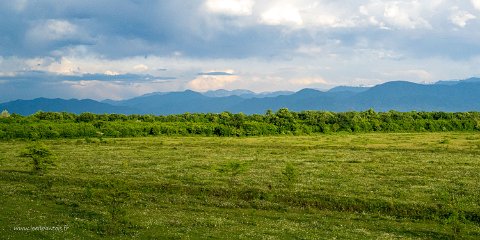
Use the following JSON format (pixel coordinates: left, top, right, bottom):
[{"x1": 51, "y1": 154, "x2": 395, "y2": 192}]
[{"x1": 1, "y1": 0, "x2": 480, "y2": 102}]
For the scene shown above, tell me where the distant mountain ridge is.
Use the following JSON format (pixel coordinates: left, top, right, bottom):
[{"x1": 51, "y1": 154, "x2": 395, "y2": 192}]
[
  {"x1": 0, "y1": 98, "x2": 132, "y2": 115},
  {"x1": 2, "y1": 78, "x2": 480, "y2": 115},
  {"x1": 434, "y1": 77, "x2": 480, "y2": 86},
  {"x1": 327, "y1": 86, "x2": 370, "y2": 93},
  {"x1": 202, "y1": 89, "x2": 294, "y2": 98}
]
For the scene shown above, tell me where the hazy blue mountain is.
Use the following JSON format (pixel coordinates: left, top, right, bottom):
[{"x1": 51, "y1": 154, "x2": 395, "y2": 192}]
[
  {"x1": 230, "y1": 88, "x2": 358, "y2": 114},
  {"x1": 202, "y1": 89, "x2": 294, "y2": 98},
  {"x1": 328, "y1": 86, "x2": 370, "y2": 93},
  {"x1": 3, "y1": 78, "x2": 480, "y2": 115},
  {"x1": 0, "y1": 98, "x2": 133, "y2": 115},
  {"x1": 101, "y1": 99, "x2": 122, "y2": 106},
  {"x1": 202, "y1": 89, "x2": 256, "y2": 98},
  {"x1": 114, "y1": 90, "x2": 245, "y2": 114},
  {"x1": 255, "y1": 91, "x2": 295, "y2": 98},
  {"x1": 435, "y1": 77, "x2": 480, "y2": 86},
  {"x1": 435, "y1": 80, "x2": 462, "y2": 86},
  {"x1": 353, "y1": 81, "x2": 448, "y2": 111},
  {"x1": 352, "y1": 81, "x2": 480, "y2": 111},
  {"x1": 102, "y1": 92, "x2": 168, "y2": 106}
]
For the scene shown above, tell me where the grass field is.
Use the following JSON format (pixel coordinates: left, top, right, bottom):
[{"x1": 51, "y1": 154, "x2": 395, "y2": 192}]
[{"x1": 1, "y1": 133, "x2": 480, "y2": 239}]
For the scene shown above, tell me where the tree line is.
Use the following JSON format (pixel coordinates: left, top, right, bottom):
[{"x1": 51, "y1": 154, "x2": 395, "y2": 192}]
[{"x1": 1, "y1": 109, "x2": 479, "y2": 139}]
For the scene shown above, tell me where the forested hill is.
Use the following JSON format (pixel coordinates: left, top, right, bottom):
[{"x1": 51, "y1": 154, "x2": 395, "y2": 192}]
[{"x1": 2, "y1": 78, "x2": 480, "y2": 115}]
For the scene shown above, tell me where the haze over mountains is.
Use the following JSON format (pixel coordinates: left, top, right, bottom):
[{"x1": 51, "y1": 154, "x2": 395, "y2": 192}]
[{"x1": 2, "y1": 78, "x2": 480, "y2": 115}]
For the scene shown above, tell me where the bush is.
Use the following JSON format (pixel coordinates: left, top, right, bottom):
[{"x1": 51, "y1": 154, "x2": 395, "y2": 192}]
[
  {"x1": 282, "y1": 162, "x2": 297, "y2": 188},
  {"x1": 1, "y1": 111, "x2": 480, "y2": 140},
  {"x1": 20, "y1": 143, "x2": 55, "y2": 174},
  {"x1": 216, "y1": 161, "x2": 247, "y2": 186}
]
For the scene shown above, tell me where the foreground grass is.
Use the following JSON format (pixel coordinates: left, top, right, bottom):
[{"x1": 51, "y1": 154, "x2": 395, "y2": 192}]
[{"x1": 1, "y1": 133, "x2": 480, "y2": 239}]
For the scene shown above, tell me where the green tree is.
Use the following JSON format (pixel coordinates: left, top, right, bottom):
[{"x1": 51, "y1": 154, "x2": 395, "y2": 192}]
[
  {"x1": 272, "y1": 108, "x2": 297, "y2": 133},
  {"x1": 77, "y1": 112, "x2": 96, "y2": 122}
]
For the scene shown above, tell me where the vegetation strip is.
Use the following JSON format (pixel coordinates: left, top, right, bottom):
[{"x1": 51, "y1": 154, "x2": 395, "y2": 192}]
[{"x1": 1, "y1": 109, "x2": 480, "y2": 139}]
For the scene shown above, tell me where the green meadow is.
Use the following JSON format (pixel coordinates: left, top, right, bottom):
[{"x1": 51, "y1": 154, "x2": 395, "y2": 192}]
[{"x1": 1, "y1": 133, "x2": 480, "y2": 239}]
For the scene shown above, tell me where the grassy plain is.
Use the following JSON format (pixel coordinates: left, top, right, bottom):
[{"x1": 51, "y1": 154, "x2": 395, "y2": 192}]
[{"x1": 1, "y1": 133, "x2": 480, "y2": 239}]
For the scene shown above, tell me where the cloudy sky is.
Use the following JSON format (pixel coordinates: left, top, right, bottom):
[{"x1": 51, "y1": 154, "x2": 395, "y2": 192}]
[{"x1": 1, "y1": 0, "x2": 480, "y2": 101}]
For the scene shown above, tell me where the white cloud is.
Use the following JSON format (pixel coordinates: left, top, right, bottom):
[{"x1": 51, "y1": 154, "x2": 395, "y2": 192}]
[
  {"x1": 25, "y1": 57, "x2": 50, "y2": 70},
  {"x1": 289, "y1": 77, "x2": 328, "y2": 86},
  {"x1": 254, "y1": 0, "x2": 443, "y2": 30},
  {"x1": 450, "y1": 10, "x2": 476, "y2": 28},
  {"x1": 187, "y1": 74, "x2": 239, "y2": 91},
  {"x1": 62, "y1": 80, "x2": 156, "y2": 100},
  {"x1": 133, "y1": 64, "x2": 149, "y2": 72},
  {"x1": 27, "y1": 19, "x2": 79, "y2": 42},
  {"x1": 104, "y1": 70, "x2": 120, "y2": 76},
  {"x1": 303, "y1": 2, "x2": 361, "y2": 28},
  {"x1": 383, "y1": 2, "x2": 430, "y2": 29},
  {"x1": 206, "y1": 0, "x2": 254, "y2": 16},
  {"x1": 0, "y1": 72, "x2": 16, "y2": 77},
  {"x1": 472, "y1": 0, "x2": 480, "y2": 10},
  {"x1": 261, "y1": 4, "x2": 303, "y2": 26},
  {"x1": 12, "y1": 0, "x2": 27, "y2": 12},
  {"x1": 383, "y1": 69, "x2": 433, "y2": 83},
  {"x1": 296, "y1": 45, "x2": 324, "y2": 56},
  {"x1": 359, "y1": 1, "x2": 433, "y2": 29},
  {"x1": 46, "y1": 57, "x2": 78, "y2": 75}
]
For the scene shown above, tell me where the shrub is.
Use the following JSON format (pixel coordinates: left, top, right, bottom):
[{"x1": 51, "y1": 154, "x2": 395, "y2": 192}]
[
  {"x1": 216, "y1": 161, "x2": 247, "y2": 186},
  {"x1": 20, "y1": 143, "x2": 55, "y2": 174},
  {"x1": 282, "y1": 162, "x2": 297, "y2": 188},
  {"x1": 97, "y1": 184, "x2": 138, "y2": 236},
  {"x1": 445, "y1": 211, "x2": 465, "y2": 239}
]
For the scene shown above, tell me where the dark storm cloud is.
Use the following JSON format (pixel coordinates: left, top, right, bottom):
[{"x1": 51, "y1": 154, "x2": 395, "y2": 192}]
[
  {"x1": 0, "y1": 1, "x2": 189, "y2": 57},
  {"x1": 0, "y1": 0, "x2": 480, "y2": 59},
  {"x1": 0, "y1": 71, "x2": 176, "y2": 83},
  {"x1": 2, "y1": 0, "x2": 480, "y2": 61},
  {"x1": 0, "y1": 0, "x2": 295, "y2": 59}
]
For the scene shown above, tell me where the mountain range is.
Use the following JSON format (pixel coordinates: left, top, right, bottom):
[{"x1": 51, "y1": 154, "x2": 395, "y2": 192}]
[{"x1": 2, "y1": 78, "x2": 480, "y2": 115}]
